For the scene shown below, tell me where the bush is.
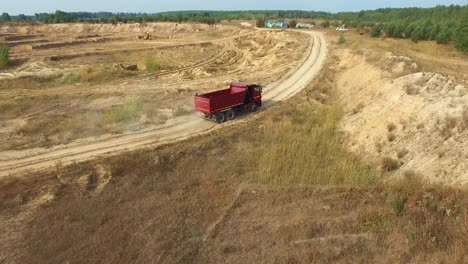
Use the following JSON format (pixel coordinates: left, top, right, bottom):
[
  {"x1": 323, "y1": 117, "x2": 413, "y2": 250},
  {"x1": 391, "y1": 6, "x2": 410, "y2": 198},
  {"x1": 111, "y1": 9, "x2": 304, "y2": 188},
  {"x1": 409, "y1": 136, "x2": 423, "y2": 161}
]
[
  {"x1": 387, "y1": 123, "x2": 397, "y2": 132},
  {"x1": 320, "y1": 20, "x2": 330, "y2": 28},
  {"x1": 338, "y1": 36, "x2": 346, "y2": 44},
  {"x1": 256, "y1": 18, "x2": 265, "y2": 28},
  {"x1": 391, "y1": 194, "x2": 405, "y2": 215},
  {"x1": 382, "y1": 157, "x2": 400, "y2": 172},
  {"x1": 289, "y1": 20, "x2": 297, "y2": 29},
  {"x1": 0, "y1": 44, "x2": 9, "y2": 68}
]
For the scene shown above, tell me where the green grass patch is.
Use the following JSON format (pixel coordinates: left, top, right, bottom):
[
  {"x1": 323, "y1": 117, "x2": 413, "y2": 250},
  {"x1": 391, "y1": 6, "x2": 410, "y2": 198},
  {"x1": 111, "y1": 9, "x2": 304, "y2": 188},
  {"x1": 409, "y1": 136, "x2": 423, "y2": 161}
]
[
  {"x1": 0, "y1": 44, "x2": 9, "y2": 68},
  {"x1": 145, "y1": 56, "x2": 168, "y2": 72},
  {"x1": 104, "y1": 99, "x2": 144, "y2": 124},
  {"x1": 338, "y1": 36, "x2": 346, "y2": 45},
  {"x1": 391, "y1": 194, "x2": 405, "y2": 215},
  {"x1": 256, "y1": 104, "x2": 378, "y2": 186}
]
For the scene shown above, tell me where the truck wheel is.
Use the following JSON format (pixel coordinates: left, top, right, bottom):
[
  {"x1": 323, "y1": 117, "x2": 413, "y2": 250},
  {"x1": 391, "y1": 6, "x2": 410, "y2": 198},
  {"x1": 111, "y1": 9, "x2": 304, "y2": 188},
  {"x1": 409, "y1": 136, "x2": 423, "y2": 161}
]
[
  {"x1": 216, "y1": 112, "x2": 226, "y2": 123},
  {"x1": 226, "y1": 110, "x2": 235, "y2": 120},
  {"x1": 251, "y1": 103, "x2": 259, "y2": 112}
]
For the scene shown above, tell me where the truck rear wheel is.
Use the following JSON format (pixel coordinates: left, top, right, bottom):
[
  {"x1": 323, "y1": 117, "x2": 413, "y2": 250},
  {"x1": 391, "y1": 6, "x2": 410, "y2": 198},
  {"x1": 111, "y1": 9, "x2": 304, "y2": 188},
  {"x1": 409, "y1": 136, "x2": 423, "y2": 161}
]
[
  {"x1": 251, "y1": 103, "x2": 259, "y2": 112},
  {"x1": 216, "y1": 112, "x2": 226, "y2": 123},
  {"x1": 226, "y1": 110, "x2": 235, "y2": 121}
]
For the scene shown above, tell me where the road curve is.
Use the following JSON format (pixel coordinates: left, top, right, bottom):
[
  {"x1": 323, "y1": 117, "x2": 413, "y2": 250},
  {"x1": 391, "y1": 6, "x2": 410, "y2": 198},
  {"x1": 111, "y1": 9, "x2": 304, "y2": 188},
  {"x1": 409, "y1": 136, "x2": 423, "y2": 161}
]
[{"x1": 0, "y1": 31, "x2": 327, "y2": 178}]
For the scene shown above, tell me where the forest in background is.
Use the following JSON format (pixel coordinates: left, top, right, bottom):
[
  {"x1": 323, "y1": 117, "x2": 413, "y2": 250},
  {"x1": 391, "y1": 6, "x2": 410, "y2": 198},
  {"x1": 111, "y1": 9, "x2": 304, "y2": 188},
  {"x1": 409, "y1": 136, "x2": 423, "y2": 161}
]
[{"x1": 0, "y1": 5, "x2": 467, "y2": 52}]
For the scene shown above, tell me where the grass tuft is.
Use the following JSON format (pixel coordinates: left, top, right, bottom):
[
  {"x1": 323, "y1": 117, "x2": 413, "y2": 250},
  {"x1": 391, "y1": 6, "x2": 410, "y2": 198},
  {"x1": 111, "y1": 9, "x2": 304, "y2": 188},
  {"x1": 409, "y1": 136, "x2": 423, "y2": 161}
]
[{"x1": 104, "y1": 99, "x2": 144, "y2": 124}]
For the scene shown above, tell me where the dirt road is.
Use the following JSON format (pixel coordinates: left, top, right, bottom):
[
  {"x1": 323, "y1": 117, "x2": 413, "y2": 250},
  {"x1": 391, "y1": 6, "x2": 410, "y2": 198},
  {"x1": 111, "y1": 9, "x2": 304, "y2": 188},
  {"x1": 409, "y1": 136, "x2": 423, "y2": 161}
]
[{"x1": 0, "y1": 31, "x2": 327, "y2": 178}]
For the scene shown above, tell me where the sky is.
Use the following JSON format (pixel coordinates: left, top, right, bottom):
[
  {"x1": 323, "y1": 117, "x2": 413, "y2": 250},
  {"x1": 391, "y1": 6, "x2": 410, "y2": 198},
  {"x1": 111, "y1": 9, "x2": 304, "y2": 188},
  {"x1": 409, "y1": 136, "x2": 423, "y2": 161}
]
[{"x1": 2, "y1": 0, "x2": 468, "y2": 15}]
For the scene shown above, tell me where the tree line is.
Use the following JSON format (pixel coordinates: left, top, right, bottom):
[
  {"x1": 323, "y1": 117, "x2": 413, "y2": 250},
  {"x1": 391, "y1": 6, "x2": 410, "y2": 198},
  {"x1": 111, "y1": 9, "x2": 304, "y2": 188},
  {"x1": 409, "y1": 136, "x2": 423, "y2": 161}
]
[{"x1": 0, "y1": 5, "x2": 466, "y2": 52}]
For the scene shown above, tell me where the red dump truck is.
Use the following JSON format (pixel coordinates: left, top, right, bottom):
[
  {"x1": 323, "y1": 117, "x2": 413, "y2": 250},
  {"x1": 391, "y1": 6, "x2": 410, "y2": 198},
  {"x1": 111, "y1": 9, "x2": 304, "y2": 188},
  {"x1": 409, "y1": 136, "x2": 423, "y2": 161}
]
[{"x1": 194, "y1": 82, "x2": 263, "y2": 123}]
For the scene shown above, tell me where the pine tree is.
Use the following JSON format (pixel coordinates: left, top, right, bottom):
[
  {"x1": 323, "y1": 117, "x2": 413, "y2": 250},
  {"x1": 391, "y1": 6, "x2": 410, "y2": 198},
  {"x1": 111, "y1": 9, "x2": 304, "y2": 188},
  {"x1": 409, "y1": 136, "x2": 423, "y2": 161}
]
[{"x1": 454, "y1": 21, "x2": 468, "y2": 52}]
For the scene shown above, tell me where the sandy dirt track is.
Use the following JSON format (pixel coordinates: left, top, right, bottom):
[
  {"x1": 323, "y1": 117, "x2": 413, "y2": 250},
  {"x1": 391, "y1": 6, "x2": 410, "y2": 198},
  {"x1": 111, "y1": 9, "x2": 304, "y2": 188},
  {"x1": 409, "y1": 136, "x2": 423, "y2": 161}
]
[{"x1": 0, "y1": 31, "x2": 327, "y2": 178}]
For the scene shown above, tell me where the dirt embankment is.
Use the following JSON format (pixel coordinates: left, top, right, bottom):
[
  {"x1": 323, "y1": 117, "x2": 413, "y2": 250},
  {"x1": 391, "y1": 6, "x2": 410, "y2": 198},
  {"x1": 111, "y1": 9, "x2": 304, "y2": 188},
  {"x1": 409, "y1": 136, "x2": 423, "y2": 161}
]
[{"x1": 336, "y1": 49, "x2": 468, "y2": 185}]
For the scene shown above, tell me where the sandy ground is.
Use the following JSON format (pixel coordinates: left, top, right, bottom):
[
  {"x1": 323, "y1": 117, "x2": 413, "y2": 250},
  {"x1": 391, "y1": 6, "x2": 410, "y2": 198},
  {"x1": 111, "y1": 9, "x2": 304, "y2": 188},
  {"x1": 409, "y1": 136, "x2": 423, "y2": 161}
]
[{"x1": 0, "y1": 30, "x2": 326, "y2": 178}]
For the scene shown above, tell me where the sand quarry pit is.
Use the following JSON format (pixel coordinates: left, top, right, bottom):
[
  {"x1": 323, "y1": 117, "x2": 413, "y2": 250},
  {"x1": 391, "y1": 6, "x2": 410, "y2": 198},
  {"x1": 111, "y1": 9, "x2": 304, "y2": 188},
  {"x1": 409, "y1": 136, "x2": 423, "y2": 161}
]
[{"x1": 0, "y1": 23, "x2": 309, "y2": 153}]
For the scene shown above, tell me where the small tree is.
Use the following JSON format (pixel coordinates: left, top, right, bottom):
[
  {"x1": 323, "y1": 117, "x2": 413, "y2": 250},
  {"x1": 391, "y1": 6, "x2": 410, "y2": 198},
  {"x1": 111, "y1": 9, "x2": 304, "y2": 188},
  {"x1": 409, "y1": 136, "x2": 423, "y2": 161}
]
[
  {"x1": 320, "y1": 20, "x2": 330, "y2": 28},
  {"x1": 0, "y1": 44, "x2": 9, "y2": 68},
  {"x1": 289, "y1": 20, "x2": 297, "y2": 29},
  {"x1": 256, "y1": 17, "x2": 265, "y2": 28},
  {"x1": 1, "y1": 13, "x2": 11, "y2": 22}
]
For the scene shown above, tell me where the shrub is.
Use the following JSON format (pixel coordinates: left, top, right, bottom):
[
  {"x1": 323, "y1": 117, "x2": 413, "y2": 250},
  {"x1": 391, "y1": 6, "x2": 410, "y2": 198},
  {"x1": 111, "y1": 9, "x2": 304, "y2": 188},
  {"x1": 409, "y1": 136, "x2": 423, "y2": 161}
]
[
  {"x1": 0, "y1": 44, "x2": 9, "y2": 68},
  {"x1": 338, "y1": 36, "x2": 346, "y2": 45},
  {"x1": 256, "y1": 17, "x2": 265, "y2": 28},
  {"x1": 397, "y1": 149, "x2": 409, "y2": 159},
  {"x1": 405, "y1": 85, "x2": 420, "y2": 95},
  {"x1": 391, "y1": 194, "x2": 405, "y2": 215},
  {"x1": 320, "y1": 20, "x2": 330, "y2": 28},
  {"x1": 382, "y1": 157, "x2": 400, "y2": 172},
  {"x1": 387, "y1": 123, "x2": 397, "y2": 132},
  {"x1": 387, "y1": 132, "x2": 396, "y2": 142},
  {"x1": 289, "y1": 20, "x2": 297, "y2": 29}
]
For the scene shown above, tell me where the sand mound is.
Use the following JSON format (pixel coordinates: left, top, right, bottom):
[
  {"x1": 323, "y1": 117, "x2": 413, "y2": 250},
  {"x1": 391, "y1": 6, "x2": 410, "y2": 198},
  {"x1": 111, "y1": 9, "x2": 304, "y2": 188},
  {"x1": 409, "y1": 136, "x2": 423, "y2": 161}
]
[
  {"x1": 337, "y1": 50, "x2": 468, "y2": 185},
  {"x1": 381, "y1": 52, "x2": 419, "y2": 75}
]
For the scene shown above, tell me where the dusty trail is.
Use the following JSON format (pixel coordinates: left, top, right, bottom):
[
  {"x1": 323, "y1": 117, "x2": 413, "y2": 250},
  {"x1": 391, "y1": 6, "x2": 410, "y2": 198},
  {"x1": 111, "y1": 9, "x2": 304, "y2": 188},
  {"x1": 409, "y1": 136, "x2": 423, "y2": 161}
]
[{"x1": 0, "y1": 32, "x2": 327, "y2": 178}]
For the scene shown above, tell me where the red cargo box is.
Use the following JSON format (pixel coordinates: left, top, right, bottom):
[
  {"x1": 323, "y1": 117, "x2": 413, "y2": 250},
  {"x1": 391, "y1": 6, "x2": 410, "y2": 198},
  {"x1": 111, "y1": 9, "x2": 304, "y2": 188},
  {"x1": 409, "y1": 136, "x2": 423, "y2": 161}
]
[{"x1": 194, "y1": 83, "x2": 248, "y2": 115}]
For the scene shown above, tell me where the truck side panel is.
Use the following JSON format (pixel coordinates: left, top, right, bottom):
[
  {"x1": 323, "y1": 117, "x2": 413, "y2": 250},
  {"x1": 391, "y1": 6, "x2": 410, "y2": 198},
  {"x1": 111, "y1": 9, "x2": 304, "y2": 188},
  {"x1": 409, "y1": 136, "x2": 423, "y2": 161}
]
[{"x1": 194, "y1": 87, "x2": 246, "y2": 114}]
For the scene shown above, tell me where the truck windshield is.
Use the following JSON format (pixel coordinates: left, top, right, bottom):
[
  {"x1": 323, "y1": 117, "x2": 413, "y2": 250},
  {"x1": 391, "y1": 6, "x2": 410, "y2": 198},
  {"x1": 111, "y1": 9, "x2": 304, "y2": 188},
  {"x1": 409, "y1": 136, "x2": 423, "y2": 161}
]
[{"x1": 255, "y1": 86, "x2": 263, "y2": 93}]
